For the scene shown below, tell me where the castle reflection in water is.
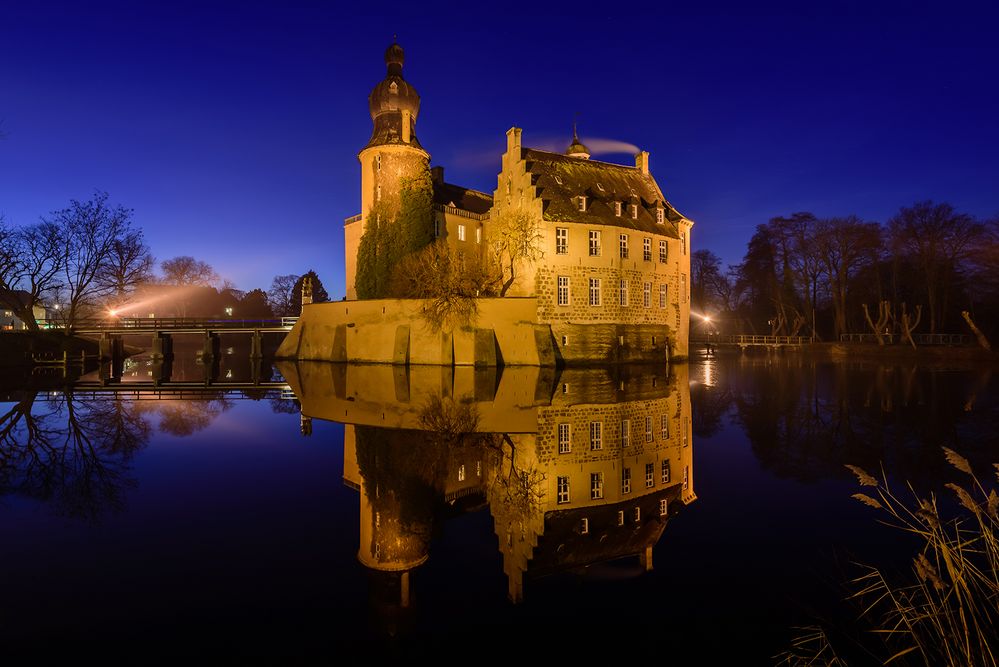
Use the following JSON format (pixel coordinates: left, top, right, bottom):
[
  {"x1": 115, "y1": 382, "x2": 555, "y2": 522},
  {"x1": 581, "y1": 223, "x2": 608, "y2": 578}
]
[{"x1": 278, "y1": 361, "x2": 694, "y2": 613}]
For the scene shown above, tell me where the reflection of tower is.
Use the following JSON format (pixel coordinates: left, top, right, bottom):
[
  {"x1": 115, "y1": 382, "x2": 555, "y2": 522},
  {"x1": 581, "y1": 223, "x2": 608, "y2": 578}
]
[{"x1": 345, "y1": 42, "x2": 431, "y2": 300}]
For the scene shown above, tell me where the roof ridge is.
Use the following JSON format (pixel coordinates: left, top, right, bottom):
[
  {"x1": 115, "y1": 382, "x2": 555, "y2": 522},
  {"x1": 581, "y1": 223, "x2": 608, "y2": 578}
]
[{"x1": 523, "y1": 147, "x2": 641, "y2": 171}]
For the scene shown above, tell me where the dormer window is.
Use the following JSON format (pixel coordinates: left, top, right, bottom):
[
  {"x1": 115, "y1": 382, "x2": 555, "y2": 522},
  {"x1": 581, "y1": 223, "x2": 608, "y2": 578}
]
[
  {"x1": 554, "y1": 175, "x2": 563, "y2": 185},
  {"x1": 656, "y1": 208, "x2": 664, "y2": 224},
  {"x1": 596, "y1": 182, "x2": 605, "y2": 191},
  {"x1": 631, "y1": 204, "x2": 638, "y2": 219},
  {"x1": 614, "y1": 201, "x2": 622, "y2": 217},
  {"x1": 578, "y1": 196, "x2": 587, "y2": 212}
]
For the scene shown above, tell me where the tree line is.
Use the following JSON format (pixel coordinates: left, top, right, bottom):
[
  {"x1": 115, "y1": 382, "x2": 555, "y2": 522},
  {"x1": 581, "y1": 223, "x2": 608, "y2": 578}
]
[
  {"x1": 0, "y1": 191, "x2": 329, "y2": 330},
  {"x1": 693, "y1": 201, "x2": 999, "y2": 341}
]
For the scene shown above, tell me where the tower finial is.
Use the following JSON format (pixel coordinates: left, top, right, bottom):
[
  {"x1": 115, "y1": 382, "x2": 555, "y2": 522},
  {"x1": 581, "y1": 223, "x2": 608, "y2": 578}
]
[{"x1": 566, "y1": 115, "x2": 590, "y2": 159}]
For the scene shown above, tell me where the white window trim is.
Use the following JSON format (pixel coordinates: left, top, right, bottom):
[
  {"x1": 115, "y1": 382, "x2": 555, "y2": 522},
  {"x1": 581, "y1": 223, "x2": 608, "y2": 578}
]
[
  {"x1": 589, "y1": 278, "x2": 602, "y2": 306},
  {"x1": 557, "y1": 475, "x2": 571, "y2": 504},
  {"x1": 590, "y1": 421, "x2": 603, "y2": 451},
  {"x1": 457, "y1": 224, "x2": 466, "y2": 241},
  {"x1": 557, "y1": 275, "x2": 571, "y2": 307},
  {"x1": 558, "y1": 422, "x2": 572, "y2": 454},
  {"x1": 556, "y1": 227, "x2": 568, "y2": 255},
  {"x1": 619, "y1": 279, "x2": 628, "y2": 307}
]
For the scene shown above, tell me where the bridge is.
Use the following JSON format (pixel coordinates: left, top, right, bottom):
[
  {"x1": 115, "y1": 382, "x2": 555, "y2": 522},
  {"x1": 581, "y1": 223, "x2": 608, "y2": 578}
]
[{"x1": 691, "y1": 334, "x2": 811, "y2": 350}]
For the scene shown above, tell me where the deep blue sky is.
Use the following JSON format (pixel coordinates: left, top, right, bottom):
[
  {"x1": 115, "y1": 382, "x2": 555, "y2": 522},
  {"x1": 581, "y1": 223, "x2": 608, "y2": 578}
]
[{"x1": 2, "y1": 1, "x2": 997, "y2": 298}]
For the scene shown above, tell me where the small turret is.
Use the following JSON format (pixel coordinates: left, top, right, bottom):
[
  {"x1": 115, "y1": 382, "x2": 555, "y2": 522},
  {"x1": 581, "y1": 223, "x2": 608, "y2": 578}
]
[{"x1": 566, "y1": 123, "x2": 590, "y2": 160}]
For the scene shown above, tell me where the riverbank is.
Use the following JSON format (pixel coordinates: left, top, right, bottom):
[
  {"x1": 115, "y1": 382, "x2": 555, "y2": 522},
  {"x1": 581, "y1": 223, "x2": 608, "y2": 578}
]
[
  {"x1": 695, "y1": 340, "x2": 999, "y2": 364},
  {"x1": 0, "y1": 331, "x2": 102, "y2": 366}
]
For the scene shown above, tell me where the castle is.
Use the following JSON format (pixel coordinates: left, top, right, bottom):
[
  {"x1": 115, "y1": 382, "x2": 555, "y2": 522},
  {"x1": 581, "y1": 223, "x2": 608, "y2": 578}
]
[{"x1": 278, "y1": 43, "x2": 692, "y2": 365}]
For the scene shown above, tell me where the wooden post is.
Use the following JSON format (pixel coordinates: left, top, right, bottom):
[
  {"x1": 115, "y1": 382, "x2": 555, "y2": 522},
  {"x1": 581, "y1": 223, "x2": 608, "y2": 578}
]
[{"x1": 962, "y1": 310, "x2": 992, "y2": 351}]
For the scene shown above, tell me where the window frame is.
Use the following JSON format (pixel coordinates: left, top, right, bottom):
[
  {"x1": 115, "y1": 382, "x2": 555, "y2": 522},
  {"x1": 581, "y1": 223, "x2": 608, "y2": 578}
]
[
  {"x1": 588, "y1": 230, "x2": 601, "y2": 256},
  {"x1": 590, "y1": 421, "x2": 603, "y2": 451},
  {"x1": 557, "y1": 275, "x2": 570, "y2": 306},
  {"x1": 556, "y1": 227, "x2": 568, "y2": 255},
  {"x1": 558, "y1": 422, "x2": 572, "y2": 454},
  {"x1": 590, "y1": 472, "x2": 604, "y2": 500},
  {"x1": 619, "y1": 234, "x2": 629, "y2": 259},
  {"x1": 589, "y1": 278, "x2": 602, "y2": 306},
  {"x1": 557, "y1": 475, "x2": 571, "y2": 504}
]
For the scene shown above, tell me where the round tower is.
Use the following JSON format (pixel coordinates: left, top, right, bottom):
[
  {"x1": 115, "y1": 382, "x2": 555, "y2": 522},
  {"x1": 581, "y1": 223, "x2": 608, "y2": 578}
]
[
  {"x1": 346, "y1": 42, "x2": 432, "y2": 299},
  {"x1": 359, "y1": 42, "x2": 431, "y2": 223}
]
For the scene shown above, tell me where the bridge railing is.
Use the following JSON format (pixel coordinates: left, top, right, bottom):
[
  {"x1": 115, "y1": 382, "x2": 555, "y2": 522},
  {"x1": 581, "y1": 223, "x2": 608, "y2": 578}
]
[
  {"x1": 40, "y1": 317, "x2": 296, "y2": 330},
  {"x1": 693, "y1": 334, "x2": 810, "y2": 345}
]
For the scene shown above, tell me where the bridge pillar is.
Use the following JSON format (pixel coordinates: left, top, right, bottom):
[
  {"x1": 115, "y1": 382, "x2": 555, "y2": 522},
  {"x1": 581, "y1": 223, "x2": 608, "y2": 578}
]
[
  {"x1": 249, "y1": 331, "x2": 262, "y2": 359},
  {"x1": 151, "y1": 332, "x2": 173, "y2": 361},
  {"x1": 202, "y1": 333, "x2": 221, "y2": 385},
  {"x1": 151, "y1": 356, "x2": 173, "y2": 384}
]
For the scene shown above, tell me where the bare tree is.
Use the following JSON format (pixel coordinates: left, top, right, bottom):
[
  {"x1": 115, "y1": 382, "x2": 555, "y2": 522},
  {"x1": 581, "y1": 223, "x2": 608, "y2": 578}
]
[
  {"x1": 488, "y1": 209, "x2": 545, "y2": 296},
  {"x1": 814, "y1": 216, "x2": 882, "y2": 338},
  {"x1": 46, "y1": 192, "x2": 141, "y2": 326},
  {"x1": 98, "y1": 229, "x2": 155, "y2": 306},
  {"x1": 0, "y1": 217, "x2": 64, "y2": 330},
  {"x1": 160, "y1": 256, "x2": 219, "y2": 287},
  {"x1": 268, "y1": 273, "x2": 300, "y2": 317}
]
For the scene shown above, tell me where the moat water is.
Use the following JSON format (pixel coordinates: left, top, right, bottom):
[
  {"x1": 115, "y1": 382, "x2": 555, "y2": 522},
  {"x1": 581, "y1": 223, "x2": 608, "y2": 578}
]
[{"x1": 3, "y1": 346, "x2": 997, "y2": 663}]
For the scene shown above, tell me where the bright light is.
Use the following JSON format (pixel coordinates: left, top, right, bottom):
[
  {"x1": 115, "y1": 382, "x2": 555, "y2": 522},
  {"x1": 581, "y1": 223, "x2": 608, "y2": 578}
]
[
  {"x1": 108, "y1": 309, "x2": 118, "y2": 317},
  {"x1": 702, "y1": 315, "x2": 712, "y2": 323}
]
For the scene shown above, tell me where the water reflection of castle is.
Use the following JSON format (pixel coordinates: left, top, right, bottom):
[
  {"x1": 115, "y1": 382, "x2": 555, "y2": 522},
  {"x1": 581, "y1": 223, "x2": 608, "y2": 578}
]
[{"x1": 280, "y1": 362, "x2": 694, "y2": 607}]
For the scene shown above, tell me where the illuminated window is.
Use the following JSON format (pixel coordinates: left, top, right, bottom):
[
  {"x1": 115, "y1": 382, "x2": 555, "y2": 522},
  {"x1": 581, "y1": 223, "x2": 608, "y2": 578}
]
[
  {"x1": 683, "y1": 466, "x2": 689, "y2": 491},
  {"x1": 580, "y1": 517, "x2": 589, "y2": 534},
  {"x1": 622, "y1": 467, "x2": 632, "y2": 494},
  {"x1": 556, "y1": 227, "x2": 568, "y2": 254},
  {"x1": 557, "y1": 476, "x2": 570, "y2": 504},
  {"x1": 578, "y1": 196, "x2": 587, "y2": 212},
  {"x1": 619, "y1": 234, "x2": 629, "y2": 259},
  {"x1": 619, "y1": 279, "x2": 628, "y2": 307},
  {"x1": 645, "y1": 462, "x2": 655, "y2": 488},
  {"x1": 681, "y1": 231, "x2": 687, "y2": 255},
  {"x1": 684, "y1": 418, "x2": 690, "y2": 447},
  {"x1": 458, "y1": 464, "x2": 466, "y2": 482},
  {"x1": 589, "y1": 278, "x2": 601, "y2": 306},
  {"x1": 589, "y1": 230, "x2": 601, "y2": 256},
  {"x1": 659, "y1": 498, "x2": 668, "y2": 516},
  {"x1": 631, "y1": 204, "x2": 638, "y2": 219},
  {"x1": 659, "y1": 284, "x2": 667, "y2": 308},
  {"x1": 558, "y1": 423, "x2": 571, "y2": 454},
  {"x1": 656, "y1": 208, "x2": 664, "y2": 224},
  {"x1": 617, "y1": 510, "x2": 625, "y2": 526},
  {"x1": 590, "y1": 472, "x2": 604, "y2": 500},
  {"x1": 643, "y1": 238, "x2": 652, "y2": 261},
  {"x1": 681, "y1": 274, "x2": 687, "y2": 303},
  {"x1": 634, "y1": 507, "x2": 641, "y2": 522},
  {"x1": 643, "y1": 282, "x2": 652, "y2": 308},
  {"x1": 621, "y1": 419, "x2": 630, "y2": 446},
  {"x1": 661, "y1": 414, "x2": 669, "y2": 439},
  {"x1": 659, "y1": 239, "x2": 667, "y2": 263},
  {"x1": 476, "y1": 460, "x2": 482, "y2": 477},
  {"x1": 458, "y1": 224, "x2": 466, "y2": 241},
  {"x1": 615, "y1": 201, "x2": 622, "y2": 217},
  {"x1": 645, "y1": 415, "x2": 653, "y2": 442},
  {"x1": 557, "y1": 276, "x2": 570, "y2": 306},
  {"x1": 590, "y1": 421, "x2": 603, "y2": 450},
  {"x1": 661, "y1": 459, "x2": 670, "y2": 484},
  {"x1": 475, "y1": 227, "x2": 481, "y2": 243},
  {"x1": 596, "y1": 182, "x2": 605, "y2": 191}
]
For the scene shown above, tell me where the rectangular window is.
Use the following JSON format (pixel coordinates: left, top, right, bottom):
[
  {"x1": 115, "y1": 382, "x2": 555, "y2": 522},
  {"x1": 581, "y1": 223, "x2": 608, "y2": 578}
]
[
  {"x1": 557, "y1": 475, "x2": 571, "y2": 504},
  {"x1": 634, "y1": 507, "x2": 641, "y2": 522},
  {"x1": 615, "y1": 201, "x2": 622, "y2": 217},
  {"x1": 643, "y1": 238, "x2": 652, "y2": 261},
  {"x1": 476, "y1": 460, "x2": 482, "y2": 477},
  {"x1": 681, "y1": 231, "x2": 687, "y2": 255},
  {"x1": 659, "y1": 239, "x2": 667, "y2": 263},
  {"x1": 578, "y1": 196, "x2": 587, "y2": 212},
  {"x1": 643, "y1": 282, "x2": 652, "y2": 308},
  {"x1": 645, "y1": 415, "x2": 653, "y2": 442},
  {"x1": 557, "y1": 276, "x2": 570, "y2": 306},
  {"x1": 659, "y1": 498, "x2": 668, "y2": 516},
  {"x1": 457, "y1": 224, "x2": 466, "y2": 241},
  {"x1": 631, "y1": 203, "x2": 639, "y2": 219},
  {"x1": 683, "y1": 466, "x2": 689, "y2": 491},
  {"x1": 661, "y1": 414, "x2": 669, "y2": 439},
  {"x1": 656, "y1": 208, "x2": 664, "y2": 224},
  {"x1": 659, "y1": 284, "x2": 667, "y2": 308},
  {"x1": 622, "y1": 467, "x2": 632, "y2": 494},
  {"x1": 589, "y1": 278, "x2": 601, "y2": 306},
  {"x1": 556, "y1": 227, "x2": 568, "y2": 254},
  {"x1": 590, "y1": 421, "x2": 603, "y2": 450},
  {"x1": 375, "y1": 155, "x2": 381, "y2": 171},
  {"x1": 590, "y1": 472, "x2": 604, "y2": 500},
  {"x1": 681, "y1": 274, "x2": 687, "y2": 303},
  {"x1": 645, "y1": 462, "x2": 654, "y2": 488},
  {"x1": 617, "y1": 510, "x2": 625, "y2": 526},
  {"x1": 661, "y1": 459, "x2": 670, "y2": 484},
  {"x1": 621, "y1": 419, "x2": 630, "y2": 446},
  {"x1": 458, "y1": 464, "x2": 466, "y2": 482},
  {"x1": 580, "y1": 517, "x2": 589, "y2": 534},
  {"x1": 683, "y1": 418, "x2": 689, "y2": 448},
  {"x1": 475, "y1": 227, "x2": 481, "y2": 243},
  {"x1": 589, "y1": 230, "x2": 601, "y2": 256},
  {"x1": 619, "y1": 279, "x2": 628, "y2": 307},
  {"x1": 558, "y1": 423, "x2": 571, "y2": 454},
  {"x1": 619, "y1": 234, "x2": 629, "y2": 259}
]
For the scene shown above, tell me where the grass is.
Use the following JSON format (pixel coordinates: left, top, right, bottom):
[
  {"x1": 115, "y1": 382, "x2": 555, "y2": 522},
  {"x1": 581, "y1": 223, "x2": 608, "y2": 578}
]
[{"x1": 775, "y1": 447, "x2": 999, "y2": 666}]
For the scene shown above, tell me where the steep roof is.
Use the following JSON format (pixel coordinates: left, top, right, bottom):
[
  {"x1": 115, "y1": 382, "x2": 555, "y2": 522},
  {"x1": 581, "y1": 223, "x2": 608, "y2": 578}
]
[
  {"x1": 522, "y1": 148, "x2": 685, "y2": 238},
  {"x1": 433, "y1": 181, "x2": 493, "y2": 215}
]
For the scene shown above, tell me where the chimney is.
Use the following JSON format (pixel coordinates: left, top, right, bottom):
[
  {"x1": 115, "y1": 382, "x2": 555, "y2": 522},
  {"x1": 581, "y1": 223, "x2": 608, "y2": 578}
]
[
  {"x1": 635, "y1": 151, "x2": 650, "y2": 175},
  {"x1": 506, "y1": 127, "x2": 522, "y2": 153},
  {"x1": 401, "y1": 109, "x2": 411, "y2": 143},
  {"x1": 430, "y1": 166, "x2": 444, "y2": 184}
]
